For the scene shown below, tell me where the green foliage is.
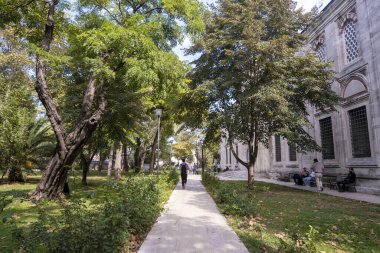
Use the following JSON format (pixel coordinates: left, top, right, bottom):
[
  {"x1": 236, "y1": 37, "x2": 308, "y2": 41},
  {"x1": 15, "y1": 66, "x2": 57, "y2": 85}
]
[
  {"x1": 166, "y1": 169, "x2": 179, "y2": 185},
  {"x1": 9, "y1": 173, "x2": 178, "y2": 252},
  {"x1": 0, "y1": 26, "x2": 55, "y2": 178},
  {"x1": 14, "y1": 200, "x2": 130, "y2": 253},
  {"x1": 188, "y1": 0, "x2": 340, "y2": 170},
  {"x1": 202, "y1": 172, "x2": 220, "y2": 192},
  {"x1": 202, "y1": 172, "x2": 255, "y2": 216}
]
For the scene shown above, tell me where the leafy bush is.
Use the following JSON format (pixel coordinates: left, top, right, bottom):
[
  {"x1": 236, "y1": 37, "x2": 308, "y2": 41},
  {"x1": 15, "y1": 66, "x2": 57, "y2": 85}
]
[
  {"x1": 166, "y1": 169, "x2": 179, "y2": 185},
  {"x1": 14, "y1": 199, "x2": 130, "y2": 253},
  {"x1": 202, "y1": 172, "x2": 255, "y2": 216},
  {"x1": 202, "y1": 172, "x2": 220, "y2": 193},
  {"x1": 12, "y1": 173, "x2": 177, "y2": 253}
]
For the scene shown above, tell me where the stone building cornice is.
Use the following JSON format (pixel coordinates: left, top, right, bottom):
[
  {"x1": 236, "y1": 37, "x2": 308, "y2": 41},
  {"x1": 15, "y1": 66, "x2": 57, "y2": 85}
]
[
  {"x1": 307, "y1": 0, "x2": 356, "y2": 42},
  {"x1": 336, "y1": 8, "x2": 358, "y2": 34}
]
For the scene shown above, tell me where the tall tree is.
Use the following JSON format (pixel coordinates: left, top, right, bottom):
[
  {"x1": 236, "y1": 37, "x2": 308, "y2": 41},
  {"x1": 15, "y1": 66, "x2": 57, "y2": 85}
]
[
  {"x1": 1, "y1": 0, "x2": 204, "y2": 199},
  {"x1": 189, "y1": 0, "x2": 339, "y2": 187}
]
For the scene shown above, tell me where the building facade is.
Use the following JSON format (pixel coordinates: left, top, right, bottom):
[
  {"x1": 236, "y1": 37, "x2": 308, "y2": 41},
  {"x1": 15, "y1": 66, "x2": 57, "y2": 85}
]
[{"x1": 220, "y1": 0, "x2": 380, "y2": 195}]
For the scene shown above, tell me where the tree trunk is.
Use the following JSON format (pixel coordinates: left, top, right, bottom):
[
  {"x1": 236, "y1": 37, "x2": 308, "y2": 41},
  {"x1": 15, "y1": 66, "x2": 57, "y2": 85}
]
[
  {"x1": 99, "y1": 158, "x2": 104, "y2": 172},
  {"x1": 140, "y1": 150, "x2": 146, "y2": 172},
  {"x1": 29, "y1": 1, "x2": 106, "y2": 200},
  {"x1": 114, "y1": 142, "x2": 123, "y2": 180},
  {"x1": 81, "y1": 151, "x2": 96, "y2": 185},
  {"x1": 107, "y1": 147, "x2": 114, "y2": 177},
  {"x1": 8, "y1": 167, "x2": 24, "y2": 182},
  {"x1": 229, "y1": 139, "x2": 258, "y2": 189},
  {"x1": 134, "y1": 138, "x2": 141, "y2": 173},
  {"x1": 149, "y1": 130, "x2": 158, "y2": 173},
  {"x1": 247, "y1": 137, "x2": 259, "y2": 189},
  {"x1": 123, "y1": 145, "x2": 129, "y2": 173},
  {"x1": 81, "y1": 153, "x2": 90, "y2": 185},
  {"x1": 247, "y1": 162, "x2": 254, "y2": 189}
]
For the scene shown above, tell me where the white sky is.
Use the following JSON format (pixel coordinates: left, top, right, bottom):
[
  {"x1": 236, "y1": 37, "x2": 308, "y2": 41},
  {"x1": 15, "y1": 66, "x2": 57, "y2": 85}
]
[{"x1": 173, "y1": 0, "x2": 332, "y2": 62}]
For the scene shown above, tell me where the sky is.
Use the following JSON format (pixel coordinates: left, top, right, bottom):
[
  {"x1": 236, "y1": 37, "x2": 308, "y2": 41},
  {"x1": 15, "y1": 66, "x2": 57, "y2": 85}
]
[{"x1": 173, "y1": 0, "x2": 332, "y2": 62}]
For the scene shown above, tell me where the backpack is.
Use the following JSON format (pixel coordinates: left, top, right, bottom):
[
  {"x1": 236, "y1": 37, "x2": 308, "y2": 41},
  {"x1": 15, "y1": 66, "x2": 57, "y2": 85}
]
[{"x1": 180, "y1": 163, "x2": 187, "y2": 174}]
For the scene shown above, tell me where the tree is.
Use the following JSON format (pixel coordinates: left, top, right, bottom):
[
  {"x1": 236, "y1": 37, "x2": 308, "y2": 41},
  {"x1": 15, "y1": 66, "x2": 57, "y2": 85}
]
[
  {"x1": 0, "y1": 26, "x2": 55, "y2": 181},
  {"x1": 0, "y1": 0, "x2": 204, "y2": 199},
  {"x1": 189, "y1": 0, "x2": 339, "y2": 188}
]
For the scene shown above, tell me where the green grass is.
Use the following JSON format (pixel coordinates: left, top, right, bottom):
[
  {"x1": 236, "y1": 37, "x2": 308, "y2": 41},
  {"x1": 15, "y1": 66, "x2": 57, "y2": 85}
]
[
  {"x1": 0, "y1": 170, "x2": 178, "y2": 253},
  {"x1": 203, "y1": 176, "x2": 380, "y2": 253}
]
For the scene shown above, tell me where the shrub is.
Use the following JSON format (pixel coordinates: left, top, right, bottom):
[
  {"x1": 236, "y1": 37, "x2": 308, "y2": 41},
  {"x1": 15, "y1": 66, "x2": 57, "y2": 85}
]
[
  {"x1": 14, "y1": 199, "x2": 130, "y2": 253},
  {"x1": 13, "y1": 173, "x2": 176, "y2": 253},
  {"x1": 202, "y1": 172, "x2": 220, "y2": 193},
  {"x1": 166, "y1": 169, "x2": 179, "y2": 185}
]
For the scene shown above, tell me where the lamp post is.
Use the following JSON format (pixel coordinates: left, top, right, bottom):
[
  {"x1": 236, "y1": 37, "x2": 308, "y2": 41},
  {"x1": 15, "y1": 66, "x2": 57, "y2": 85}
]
[
  {"x1": 168, "y1": 137, "x2": 174, "y2": 169},
  {"x1": 200, "y1": 137, "x2": 205, "y2": 175},
  {"x1": 155, "y1": 108, "x2": 162, "y2": 175},
  {"x1": 194, "y1": 140, "x2": 199, "y2": 171}
]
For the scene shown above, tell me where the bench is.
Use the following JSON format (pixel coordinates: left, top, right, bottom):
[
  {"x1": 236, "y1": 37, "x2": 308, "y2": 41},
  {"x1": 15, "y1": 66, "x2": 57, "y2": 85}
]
[{"x1": 330, "y1": 174, "x2": 356, "y2": 192}]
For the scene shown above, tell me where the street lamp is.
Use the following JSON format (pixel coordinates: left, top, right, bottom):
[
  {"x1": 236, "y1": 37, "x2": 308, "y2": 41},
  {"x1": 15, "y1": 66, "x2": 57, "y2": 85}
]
[
  {"x1": 200, "y1": 137, "x2": 205, "y2": 175},
  {"x1": 155, "y1": 108, "x2": 163, "y2": 175},
  {"x1": 168, "y1": 137, "x2": 175, "y2": 168}
]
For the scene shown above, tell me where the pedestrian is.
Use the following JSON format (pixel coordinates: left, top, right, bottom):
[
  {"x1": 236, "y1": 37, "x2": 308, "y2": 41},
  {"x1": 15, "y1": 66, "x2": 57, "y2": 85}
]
[
  {"x1": 192, "y1": 163, "x2": 198, "y2": 174},
  {"x1": 180, "y1": 158, "x2": 190, "y2": 189},
  {"x1": 337, "y1": 167, "x2": 356, "y2": 192},
  {"x1": 311, "y1": 158, "x2": 324, "y2": 191}
]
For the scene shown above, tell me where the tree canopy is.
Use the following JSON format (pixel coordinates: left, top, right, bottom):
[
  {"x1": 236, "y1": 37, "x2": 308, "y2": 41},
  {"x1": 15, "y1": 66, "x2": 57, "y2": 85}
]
[{"x1": 188, "y1": 0, "x2": 339, "y2": 187}]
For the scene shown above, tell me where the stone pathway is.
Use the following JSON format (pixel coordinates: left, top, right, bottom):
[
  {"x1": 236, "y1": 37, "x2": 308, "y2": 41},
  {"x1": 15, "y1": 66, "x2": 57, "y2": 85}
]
[
  {"x1": 138, "y1": 175, "x2": 249, "y2": 253},
  {"x1": 217, "y1": 170, "x2": 380, "y2": 205}
]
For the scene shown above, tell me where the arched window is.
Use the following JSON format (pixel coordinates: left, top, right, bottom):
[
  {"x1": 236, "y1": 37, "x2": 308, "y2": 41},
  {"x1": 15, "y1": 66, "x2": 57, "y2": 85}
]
[
  {"x1": 344, "y1": 19, "x2": 359, "y2": 63},
  {"x1": 316, "y1": 43, "x2": 326, "y2": 61}
]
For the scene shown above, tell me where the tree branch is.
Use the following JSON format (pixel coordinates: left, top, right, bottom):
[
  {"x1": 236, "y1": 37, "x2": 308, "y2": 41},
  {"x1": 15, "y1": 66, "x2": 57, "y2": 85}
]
[
  {"x1": 133, "y1": 0, "x2": 148, "y2": 13},
  {"x1": 144, "y1": 7, "x2": 163, "y2": 16},
  {"x1": 103, "y1": 6, "x2": 125, "y2": 26},
  {"x1": 228, "y1": 141, "x2": 248, "y2": 168},
  {"x1": 77, "y1": 78, "x2": 97, "y2": 124},
  {"x1": 34, "y1": 0, "x2": 67, "y2": 155}
]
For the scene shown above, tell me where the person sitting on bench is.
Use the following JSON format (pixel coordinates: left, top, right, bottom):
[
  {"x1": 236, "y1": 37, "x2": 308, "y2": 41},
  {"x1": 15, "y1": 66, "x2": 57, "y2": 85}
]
[
  {"x1": 337, "y1": 167, "x2": 356, "y2": 192},
  {"x1": 303, "y1": 169, "x2": 315, "y2": 187},
  {"x1": 293, "y1": 167, "x2": 309, "y2": 185}
]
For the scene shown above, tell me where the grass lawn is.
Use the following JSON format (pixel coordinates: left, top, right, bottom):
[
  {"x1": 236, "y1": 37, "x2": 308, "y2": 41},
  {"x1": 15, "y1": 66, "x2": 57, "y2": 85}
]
[
  {"x1": 0, "y1": 170, "x2": 177, "y2": 253},
  {"x1": 203, "y1": 177, "x2": 380, "y2": 253}
]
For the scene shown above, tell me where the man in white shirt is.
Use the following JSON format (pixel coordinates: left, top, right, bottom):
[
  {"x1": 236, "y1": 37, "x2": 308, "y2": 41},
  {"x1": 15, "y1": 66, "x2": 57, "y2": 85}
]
[{"x1": 311, "y1": 158, "x2": 324, "y2": 191}]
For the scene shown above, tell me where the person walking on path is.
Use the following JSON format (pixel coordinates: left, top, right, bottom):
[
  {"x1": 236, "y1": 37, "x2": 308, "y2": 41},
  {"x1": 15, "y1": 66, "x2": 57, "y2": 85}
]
[
  {"x1": 180, "y1": 158, "x2": 190, "y2": 189},
  {"x1": 311, "y1": 158, "x2": 324, "y2": 191}
]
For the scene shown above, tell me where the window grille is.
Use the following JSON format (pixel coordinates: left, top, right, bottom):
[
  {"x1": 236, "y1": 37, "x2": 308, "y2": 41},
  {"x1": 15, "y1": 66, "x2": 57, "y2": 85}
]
[
  {"x1": 349, "y1": 106, "x2": 371, "y2": 158},
  {"x1": 288, "y1": 144, "x2": 297, "y2": 161},
  {"x1": 344, "y1": 20, "x2": 359, "y2": 63},
  {"x1": 319, "y1": 117, "x2": 335, "y2": 159},
  {"x1": 316, "y1": 43, "x2": 326, "y2": 61},
  {"x1": 275, "y1": 135, "x2": 281, "y2": 162}
]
